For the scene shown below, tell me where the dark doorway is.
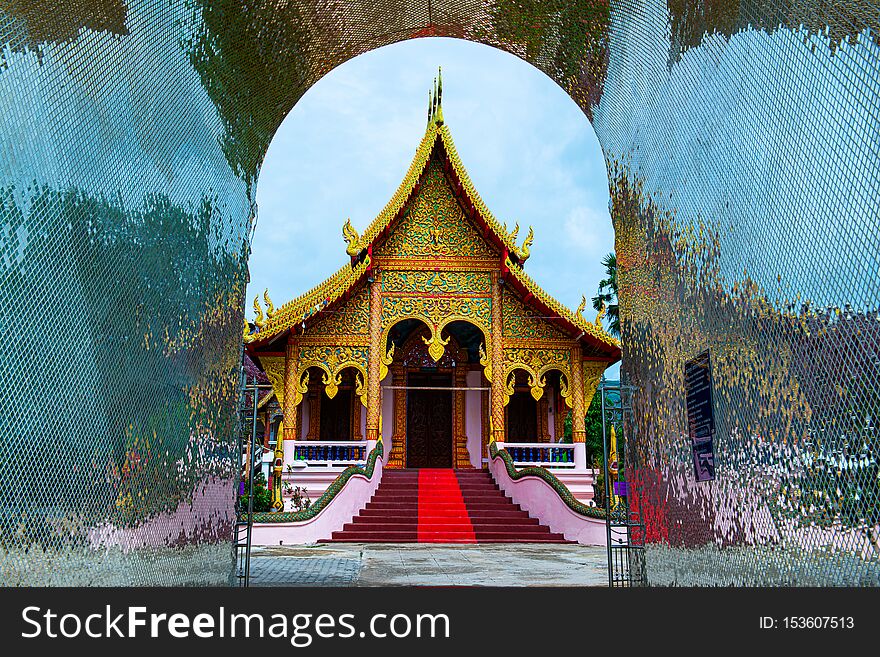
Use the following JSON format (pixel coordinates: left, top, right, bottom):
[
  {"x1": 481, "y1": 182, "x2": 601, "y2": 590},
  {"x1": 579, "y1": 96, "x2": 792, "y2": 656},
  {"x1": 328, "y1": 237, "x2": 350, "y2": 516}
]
[
  {"x1": 507, "y1": 391, "x2": 538, "y2": 442},
  {"x1": 406, "y1": 372, "x2": 453, "y2": 468},
  {"x1": 320, "y1": 389, "x2": 352, "y2": 441}
]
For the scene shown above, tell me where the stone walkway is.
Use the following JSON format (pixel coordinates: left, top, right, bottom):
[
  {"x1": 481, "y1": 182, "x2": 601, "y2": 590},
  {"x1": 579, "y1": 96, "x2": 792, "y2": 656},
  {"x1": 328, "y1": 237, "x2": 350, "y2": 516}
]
[{"x1": 248, "y1": 543, "x2": 608, "y2": 587}]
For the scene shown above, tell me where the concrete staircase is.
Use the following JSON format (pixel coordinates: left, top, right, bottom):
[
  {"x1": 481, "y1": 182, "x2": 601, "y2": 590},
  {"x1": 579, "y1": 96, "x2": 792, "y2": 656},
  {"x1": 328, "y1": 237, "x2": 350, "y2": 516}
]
[{"x1": 323, "y1": 468, "x2": 571, "y2": 543}]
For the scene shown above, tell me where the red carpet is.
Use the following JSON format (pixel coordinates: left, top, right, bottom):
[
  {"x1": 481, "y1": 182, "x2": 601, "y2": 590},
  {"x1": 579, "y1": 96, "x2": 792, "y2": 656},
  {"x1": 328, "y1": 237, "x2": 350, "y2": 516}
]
[
  {"x1": 323, "y1": 469, "x2": 571, "y2": 543},
  {"x1": 417, "y1": 469, "x2": 476, "y2": 543}
]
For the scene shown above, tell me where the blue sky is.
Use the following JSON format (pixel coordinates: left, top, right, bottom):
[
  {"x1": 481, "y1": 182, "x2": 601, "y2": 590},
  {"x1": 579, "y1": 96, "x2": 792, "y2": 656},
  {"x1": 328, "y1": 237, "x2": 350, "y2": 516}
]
[{"x1": 247, "y1": 37, "x2": 617, "y2": 374}]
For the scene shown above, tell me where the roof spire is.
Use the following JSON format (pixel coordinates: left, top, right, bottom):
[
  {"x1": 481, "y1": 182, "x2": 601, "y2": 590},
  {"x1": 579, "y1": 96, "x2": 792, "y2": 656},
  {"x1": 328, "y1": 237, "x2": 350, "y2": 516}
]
[
  {"x1": 426, "y1": 67, "x2": 444, "y2": 126},
  {"x1": 434, "y1": 66, "x2": 444, "y2": 125}
]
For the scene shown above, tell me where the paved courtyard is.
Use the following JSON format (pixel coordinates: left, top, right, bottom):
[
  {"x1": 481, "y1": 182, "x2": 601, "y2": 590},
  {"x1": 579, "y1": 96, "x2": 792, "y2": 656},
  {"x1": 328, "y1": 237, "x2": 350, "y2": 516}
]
[{"x1": 248, "y1": 543, "x2": 608, "y2": 587}]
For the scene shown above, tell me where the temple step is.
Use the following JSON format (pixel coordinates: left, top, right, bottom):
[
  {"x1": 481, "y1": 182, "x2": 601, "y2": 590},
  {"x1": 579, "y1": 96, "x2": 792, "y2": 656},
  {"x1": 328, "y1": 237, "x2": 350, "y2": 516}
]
[{"x1": 324, "y1": 468, "x2": 573, "y2": 544}]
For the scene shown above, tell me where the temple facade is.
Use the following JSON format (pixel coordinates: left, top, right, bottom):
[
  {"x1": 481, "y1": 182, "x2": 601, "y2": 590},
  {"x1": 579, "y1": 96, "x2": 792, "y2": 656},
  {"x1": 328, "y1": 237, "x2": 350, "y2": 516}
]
[{"x1": 244, "y1": 77, "x2": 620, "y2": 511}]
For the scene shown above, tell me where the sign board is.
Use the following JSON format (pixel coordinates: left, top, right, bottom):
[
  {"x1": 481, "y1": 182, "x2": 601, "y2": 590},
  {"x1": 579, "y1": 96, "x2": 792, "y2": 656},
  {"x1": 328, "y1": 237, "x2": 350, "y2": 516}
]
[{"x1": 685, "y1": 350, "x2": 716, "y2": 482}]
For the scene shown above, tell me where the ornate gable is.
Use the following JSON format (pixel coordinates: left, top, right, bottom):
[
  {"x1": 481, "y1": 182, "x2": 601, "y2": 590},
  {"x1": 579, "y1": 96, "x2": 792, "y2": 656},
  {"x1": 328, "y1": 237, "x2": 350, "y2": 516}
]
[{"x1": 375, "y1": 158, "x2": 498, "y2": 261}]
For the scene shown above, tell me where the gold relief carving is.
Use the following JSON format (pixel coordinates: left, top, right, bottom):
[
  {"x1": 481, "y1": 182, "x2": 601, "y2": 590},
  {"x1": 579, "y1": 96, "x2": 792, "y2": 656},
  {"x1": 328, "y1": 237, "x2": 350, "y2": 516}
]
[
  {"x1": 355, "y1": 372, "x2": 367, "y2": 408},
  {"x1": 502, "y1": 288, "x2": 570, "y2": 340},
  {"x1": 582, "y1": 360, "x2": 608, "y2": 409},
  {"x1": 382, "y1": 296, "x2": 491, "y2": 332},
  {"x1": 528, "y1": 373, "x2": 546, "y2": 401},
  {"x1": 375, "y1": 161, "x2": 498, "y2": 260},
  {"x1": 559, "y1": 372, "x2": 573, "y2": 408},
  {"x1": 380, "y1": 344, "x2": 395, "y2": 381},
  {"x1": 576, "y1": 296, "x2": 587, "y2": 319},
  {"x1": 308, "y1": 285, "x2": 369, "y2": 336},
  {"x1": 322, "y1": 370, "x2": 342, "y2": 399},
  {"x1": 513, "y1": 226, "x2": 534, "y2": 263},
  {"x1": 261, "y1": 357, "x2": 286, "y2": 405},
  {"x1": 479, "y1": 342, "x2": 492, "y2": 382},
  {"x1": 381, "y1": 270, "x2": 491, "y2": 295},
  {"x1": 422, "y1": 332, "x2": 450, "y2": 362},
  {"x1": 502, "y1": 347, "x2": 570, "y2": 379},
  {"x1": 504, "y1": 372, "x2": 515, "y2": 405},
  {"x1": 294, "y1": 370, "x2": 309, "y2": 407}
]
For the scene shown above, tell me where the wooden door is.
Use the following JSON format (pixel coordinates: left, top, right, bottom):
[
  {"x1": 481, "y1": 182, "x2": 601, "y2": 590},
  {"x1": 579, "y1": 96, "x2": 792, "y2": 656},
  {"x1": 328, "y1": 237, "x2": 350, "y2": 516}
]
[{"x1": 406, "y1": 373, "x2": 452, "y2": 468}]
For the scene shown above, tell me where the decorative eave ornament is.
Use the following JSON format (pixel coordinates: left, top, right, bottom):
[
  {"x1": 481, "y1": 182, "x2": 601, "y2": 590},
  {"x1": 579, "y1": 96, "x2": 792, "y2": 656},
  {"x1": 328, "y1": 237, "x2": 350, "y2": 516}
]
[
  {"x1": 513, "y1": 225, "x2": 534, "y2": 263},
  {"x1": 253, "y1": 295, "x2": 266, "y2": 329},
  {"x1": 264, "y1": 289, "x2": 276, "y2": 318},
  {"x1": 342, "y1": 218, "x2": 362, "y2": 258}
]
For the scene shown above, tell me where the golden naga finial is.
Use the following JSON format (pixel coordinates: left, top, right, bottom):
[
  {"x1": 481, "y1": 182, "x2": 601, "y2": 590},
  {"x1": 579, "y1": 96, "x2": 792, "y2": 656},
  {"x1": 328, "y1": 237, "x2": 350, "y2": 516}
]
[
  {"x1": 253, "y1": 295, "x2": 265, "y2": 329},
  {"x1": 576, "y1": 295, "x2": 587, "y2": 319},
  {"x1": 515, "y1": 225, "x2": 534, "y2": 262},
  {"x1": 342, "y1": 218, "x2": 361, "y2": 257},
  {"x1": 509, "y1": 222, "x2": 520, "y2": 243},
  {"x1": 595, "y1": 301, "x2": 607, "y2": 328},
  {"x1": 263, "y1": 289, "x2": 275, "y2": 318},
  {"x1": 243, "y1": 318, "x2": 253, "y2": 343}
]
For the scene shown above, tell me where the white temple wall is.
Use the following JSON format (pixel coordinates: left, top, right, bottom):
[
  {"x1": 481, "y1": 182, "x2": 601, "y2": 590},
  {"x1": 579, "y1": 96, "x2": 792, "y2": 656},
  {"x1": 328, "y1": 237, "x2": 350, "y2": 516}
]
[{"x1": 465, "y1": 370, "x2": 483, "y2": 468}]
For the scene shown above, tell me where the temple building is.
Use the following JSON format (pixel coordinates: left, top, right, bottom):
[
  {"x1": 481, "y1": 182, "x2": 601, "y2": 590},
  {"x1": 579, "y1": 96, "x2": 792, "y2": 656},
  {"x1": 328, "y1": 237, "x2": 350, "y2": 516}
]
[{"x1": 244, "y1": 74, "x2": 620, "y2": 513}]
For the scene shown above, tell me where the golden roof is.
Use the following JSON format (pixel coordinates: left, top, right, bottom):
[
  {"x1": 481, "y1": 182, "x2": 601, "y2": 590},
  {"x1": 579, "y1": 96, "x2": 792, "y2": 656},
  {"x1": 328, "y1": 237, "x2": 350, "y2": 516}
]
[{"x1": 247, "y1": 74, "x2": 619, "y2": 355}]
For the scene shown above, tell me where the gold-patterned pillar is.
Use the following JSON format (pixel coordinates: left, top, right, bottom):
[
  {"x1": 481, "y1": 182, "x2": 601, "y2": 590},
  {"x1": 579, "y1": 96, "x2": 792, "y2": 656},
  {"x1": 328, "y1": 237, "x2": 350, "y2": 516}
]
[
  {"x1": 571, "y1": 346, "x2": 586, "y2": 443},
  {"x1": 454, "y1": 367, "x2": 472, "y2": 468},
  {"x1": 282, "y1": 337, "x2": 299, "y2": 441},
  {"x1": 366, "y1": 274, "x2": 383, "y2": 441},
  {"x1": 490, "y1": 275, "x2": 505, "y2": 442},
  {"x1": 387, "y1": 365, "x2": 406, "y2": 468}
]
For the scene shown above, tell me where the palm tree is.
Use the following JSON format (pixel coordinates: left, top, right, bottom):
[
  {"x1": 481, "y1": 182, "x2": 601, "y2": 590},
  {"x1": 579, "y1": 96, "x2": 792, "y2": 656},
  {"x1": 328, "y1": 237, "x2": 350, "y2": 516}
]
[{"x1": 592, "y1": 252, "x2": 619, "y2": 337}]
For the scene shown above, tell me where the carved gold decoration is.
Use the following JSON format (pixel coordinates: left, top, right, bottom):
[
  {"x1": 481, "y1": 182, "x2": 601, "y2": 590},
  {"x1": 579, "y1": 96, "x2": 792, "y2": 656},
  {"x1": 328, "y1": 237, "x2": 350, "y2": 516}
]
[
  {"x1": 576, "y1": 295, "x2": 586, "y2": 319},
  {"x1": 479, "y1": 342, "x2": 492, "y2": 382},
  {"x1": 504, "y1": 372, "x2": 515, "y2": 405},
  {"x1": 261, "y1": 356, "x2": 286, "y2": 405},
  {"x1": 380, "y1": 343, "x2": 394, "y2": 381},
  {"x1": 343, "y1": 218, "x2": 362, "y2": 257},
  {"x1": 381, "y1": 270, "x2": 491, "y2": 295},
  {"x1": 528, "y1": 373, "x2": 546, "y2": 401},
  {"x1": 264, "y1": 289, "x2": 276, "y2": 318},
  {"x1": 322, "y1": 370, "x2": 342, "y2": 399},
  {"x1": 509, "y1": 222, "x2": 519, "y2": 243},
  {"x1": 294, "y1": 370, "x2": 309, "y2": 407},
  {"x1": 502, "y1": 287, "x2": 570, "y2": 340},
  {"x1": 243, "y1": 318, "x2": 253, "y2": 343},
  {"x1": 559, "y1": 372, "x2": 573, "y2": 408},
  {"x1": 582, "y1": 360, "x2": 607, "y2": 409},
  {"x1": 502, "y1": 347, "x2": 570, "y2": 379},
  {"x1": 375, "y1": 161, "x2": 498, "y2": 259},
  {"x1": 354, "y1": 372, "x2": 367, "y2": 408},
  {"x1": 308, "y1": 284, "x2": 369, "y2": 336},
  {"x1": 253, "y1": 296, "x2": 265, "y2": 329},
  {"x1": 422, "y1": 331, "x2": 450, "y2": 362},
  {"x1": 382, "y1": 296, "x2": 491, "y2": 337}
]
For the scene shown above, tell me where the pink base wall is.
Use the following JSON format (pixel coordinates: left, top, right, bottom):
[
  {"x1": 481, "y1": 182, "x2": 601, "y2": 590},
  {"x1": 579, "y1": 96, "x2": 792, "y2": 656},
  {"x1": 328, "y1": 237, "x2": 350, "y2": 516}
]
[
  {"x1": 489, "y1": 450, "x2": 606, "y2": 546},
  {"x1": 252, "y1": 446, "x2": 384, "y2": 545}
]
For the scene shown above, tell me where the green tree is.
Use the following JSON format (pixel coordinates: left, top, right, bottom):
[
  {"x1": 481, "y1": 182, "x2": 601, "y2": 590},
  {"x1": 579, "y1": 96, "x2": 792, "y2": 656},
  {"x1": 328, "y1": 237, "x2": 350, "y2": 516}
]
[{"x1": 592, "y1": 252, "x2": 619, "y2": 337}]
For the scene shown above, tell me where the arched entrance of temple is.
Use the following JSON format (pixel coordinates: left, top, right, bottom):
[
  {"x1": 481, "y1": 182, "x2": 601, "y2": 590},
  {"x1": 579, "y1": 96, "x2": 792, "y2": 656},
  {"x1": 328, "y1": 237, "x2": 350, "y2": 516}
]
[{"x1": 384, "y1": 319, "x2": 486, "y2": 469}]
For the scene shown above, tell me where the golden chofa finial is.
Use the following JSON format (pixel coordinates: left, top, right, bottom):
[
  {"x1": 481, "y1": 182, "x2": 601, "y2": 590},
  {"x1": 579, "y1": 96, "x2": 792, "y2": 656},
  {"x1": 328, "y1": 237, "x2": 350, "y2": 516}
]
[
  {"x1": 243, "y1": 317, "x2": 253, "y2": 343},
  {"x1": 509, "y1": 222, "x2": 520, "y2": 243},
  {"x1": 595, "y1": 301, "x2": 607, "y2": 328},
  {"x1": 576, "y1": 295, "x2": 586, "y2": 319},
  {"x1": 515, "y1": 226, "x2": 534, "y2": 263},
  {"x1": 263, "y1": 289, "x2": 275, "y2": 318},
  {"x1": 253, "y1": 295, "x2": 265, "y2": 329},
  {"x1": 342, "y1": 218, "x2": 361, "y2": 257}
]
